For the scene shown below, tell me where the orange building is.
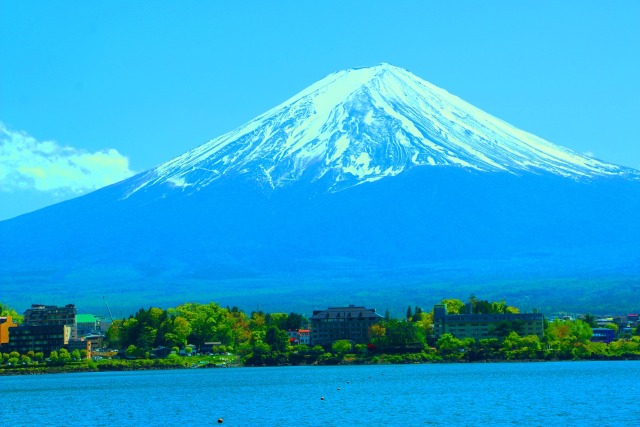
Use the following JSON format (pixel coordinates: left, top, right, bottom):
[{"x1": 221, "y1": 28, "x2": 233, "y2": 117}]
[{"x1": 0, "y1": 316, "x2": 18, "y2": 346}]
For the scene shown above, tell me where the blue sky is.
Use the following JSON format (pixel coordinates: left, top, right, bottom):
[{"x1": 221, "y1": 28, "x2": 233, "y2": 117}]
[{"x1": 1, "y1": 1, "x2": 638, "y2": 220}]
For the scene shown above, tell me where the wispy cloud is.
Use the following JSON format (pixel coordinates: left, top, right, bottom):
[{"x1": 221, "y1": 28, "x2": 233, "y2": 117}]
[{"x1": 0, "y1": 122, "x2": 135, "y2": 195}]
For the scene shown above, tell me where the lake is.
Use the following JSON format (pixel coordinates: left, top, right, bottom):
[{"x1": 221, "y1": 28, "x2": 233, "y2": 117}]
[{"x1": 3, "y1": 361, "x2": 639, "y2": 426}]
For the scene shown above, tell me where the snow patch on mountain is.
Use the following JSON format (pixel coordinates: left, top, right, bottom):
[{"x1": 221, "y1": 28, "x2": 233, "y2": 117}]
[{"x1": 123, "y1": 64, "x2": 638, "y2": 198}]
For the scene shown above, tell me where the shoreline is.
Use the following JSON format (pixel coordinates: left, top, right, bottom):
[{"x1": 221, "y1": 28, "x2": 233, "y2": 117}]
[{"x1": 2, "y1": 355, "x2": 639, "y2": 376}]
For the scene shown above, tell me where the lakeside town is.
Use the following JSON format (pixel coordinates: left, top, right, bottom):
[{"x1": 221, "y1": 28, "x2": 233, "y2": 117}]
[{"x1": 1, "y1": 297, "x2": 639, "y2": 373}]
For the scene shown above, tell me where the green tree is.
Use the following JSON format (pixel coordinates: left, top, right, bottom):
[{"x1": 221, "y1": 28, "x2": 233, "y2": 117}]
[
  {"x1": 163, "y1": 316, "x2": 191, "y2": 348},
  {"x1": 545, "y1": 319, "x2": 593, "y2": 359},
  {"x1": 582, "y1": 314, "x2": 597, "y2": 328},
  {"x1": 295, "y1": 344, "x2": 310, "y2": 355},
  {"x1": 417, "y1": 312, "x2": 435, "y2": 344},
  {"x1": 136, "y1": 326, "x2": 157, "y2": 351},
  {"x1": 105, "y1": 319, "x2": 123, "y2": 348},
  {"x1": 490, "y1": 321, "x2": 524, "y2": 338},
  {"x1": 264, "y1": 326, "x2": 288, "y2": 353},
  {"x1": 490, "y1": 300, "x2": 507, "y2": 314},
  {"x1": 472, "y1": 300, "x2": 492, "y2": 314},
  {"x1": 71, "y1": 349, "x2": 81, "y2": 361},
  {"x1": 245, "y1": 341, "x2": 271, "y2": 365},
  {"x1": 469, "y1": 338, "x2": 501, "y2": 360},
  {"x1": 266, "y1": 313, "x2": 289, "y2": 330},
  {"x1": 283, "y1": 312, "x2": 306, "y2": 331},
  {"x1": 609, "y1": 336, "x2": 640, "y2": 357},
  {"x1": 58, "y1": 348, "x2": 71, "y2": 364},
  {"x1": 249, "y1": 311, "x2": 266, "y2": 330},
  {"x1": 0, "y1": 302, "x2": 23, "y2": 324},
  {"x1": 384, "y1": 320, "x2": 425, "y2": 348},
  {"x1": 354, "y1": 343, "x2": 368, "y2": 355},
  {"x1": 332, "y1": 340, "x2": 352, "y2": 355},
  {"x1": 125, "y1": 344, "x2": 138, "y2": 357},
  {"x1": 411, "y1": 306, "x2": 423, "y2": 322},
  {"x1": 368, "y1": 323, "x2": 387, "y2": 347},
  {"x1": 176, "y1": 302, "x2": 226, "y2": 346},
  {"x1": 436, "y1": 334, "x2": 473, "y2": 360},
  {"x1": 501, "y1": 332, "x2": 542, "y2": 360},
  {"x1": 440, "y1": 299, "x2": 465, "y2": 315}
]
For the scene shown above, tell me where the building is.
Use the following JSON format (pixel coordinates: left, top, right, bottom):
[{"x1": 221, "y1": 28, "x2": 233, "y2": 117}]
[
  {"x1": 84, "y1": 334, "x2": 104, "y2": 349},
  {"x1": 24, "y1": 304, "x2": 77, "y2": 339},
  {"x1": 200, "y1": 342, "x2": 222, "y2": 354},
  {"x1": 151, "y1": 346, "x2": 172, "y2": 358},
  {"x1": 596, "y1": 317, "x2": 614, "y2": 327},
  {"x1": 286, "y1": 330, "x2": 300, "y2": 345},
  {"x1": 6, "y1": 324, "x2": 71, "y2": 354},
  {"x1": 76, "y1": 314, "x2": 101, "y2": 337},
  {"x1": 67, "y1": 338, "x2": 92, "y2": 358},
  {"x1": 2, "y1": 303, "x2": 79, "y2": 353},
  {"x1": 310, "y1": 305, "x2": 383, "y2": 346},
  {"x1": 433, "y1": 304, "x2": 545, "y2": 340},
  {"x1": 285, "y1": 329, "x2": 311, "y2": 346},
  {"x1": 298, "y1": 329, "x2": 311, "y2": 345},
  {"x1": 591, "y1": 328, "x2": 615, "y2": 344}
]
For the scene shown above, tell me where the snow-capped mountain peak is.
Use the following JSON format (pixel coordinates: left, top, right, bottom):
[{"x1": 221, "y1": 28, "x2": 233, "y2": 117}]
[{"x1": 125, "y1": 63, "x2": 637, "y2": 197}]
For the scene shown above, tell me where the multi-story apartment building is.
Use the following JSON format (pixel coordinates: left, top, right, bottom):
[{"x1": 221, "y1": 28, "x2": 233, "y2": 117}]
[
  {"x1": 433, "y1": 304, "x2": 544, "y2": 340},
  {"x1": 310, "y1": 305, "x2": 383, "y2": 346},
  {"x1": 4, "y1": 304, "x2": 79, "y2": 354},
  {"x1": 6, "y1": 324, "x2": 72, "y2": 354},
  {"x1": 24, "y1": 304, "x2": 77, "y2": 338}
]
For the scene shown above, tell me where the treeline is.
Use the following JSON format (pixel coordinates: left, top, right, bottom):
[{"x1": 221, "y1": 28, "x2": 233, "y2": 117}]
[
  {"x1": 437, "y1": 319, "x2": 640, "y2": 362},
  {"x1": 2, "y1": 299, "x2": 640, "y2": 371},
  {"x1": 100, "y1": 298, "x2": 640, "y2": 365},
  {"x1": 107, "y1": 302, "x2": 306, "y2": 359}
]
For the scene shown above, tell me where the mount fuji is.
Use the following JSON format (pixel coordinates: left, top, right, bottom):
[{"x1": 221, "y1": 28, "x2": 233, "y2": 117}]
[{"x1": 2, "y1": 64, "x2": 639, "y2": 314}]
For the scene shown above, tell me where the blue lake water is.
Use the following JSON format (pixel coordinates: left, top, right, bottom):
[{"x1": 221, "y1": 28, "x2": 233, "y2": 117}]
[{"x1": 3, "y1": 361, "x2": 639, "y2": 426}]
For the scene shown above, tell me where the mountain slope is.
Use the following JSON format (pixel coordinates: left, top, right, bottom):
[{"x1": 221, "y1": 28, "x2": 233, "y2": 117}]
[
  {"x1": 1, "y1": 64, "x2": 638, "y2": 315},
  {"x1": 123, "y1": 63, "x2": 637, "y2": 199}
]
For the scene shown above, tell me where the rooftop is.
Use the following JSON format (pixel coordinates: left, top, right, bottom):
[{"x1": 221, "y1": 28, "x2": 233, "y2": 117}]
[
  {"x1": 76, "y1": 314, "x2": 98, "y2": 323},
  {"x1": 310, "y1": 305, "x2": 383, "y2": 320}
]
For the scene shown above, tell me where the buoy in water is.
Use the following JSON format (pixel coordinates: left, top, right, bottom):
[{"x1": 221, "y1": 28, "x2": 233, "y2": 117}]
[
  {"x1": 217, "y1": 418, "x2": 223, "y2": 424},
  {"x1": 321, "y1": 396, "x2": 325, "y2": 400},
  {"x1": 337, "y1": 387, "x2": 341, "y2": 390}
]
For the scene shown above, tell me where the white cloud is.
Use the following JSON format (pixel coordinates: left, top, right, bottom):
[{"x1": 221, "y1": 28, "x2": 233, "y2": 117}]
[{"x1": 0, "y1": 122, "x2": 135, "y2": 196}]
